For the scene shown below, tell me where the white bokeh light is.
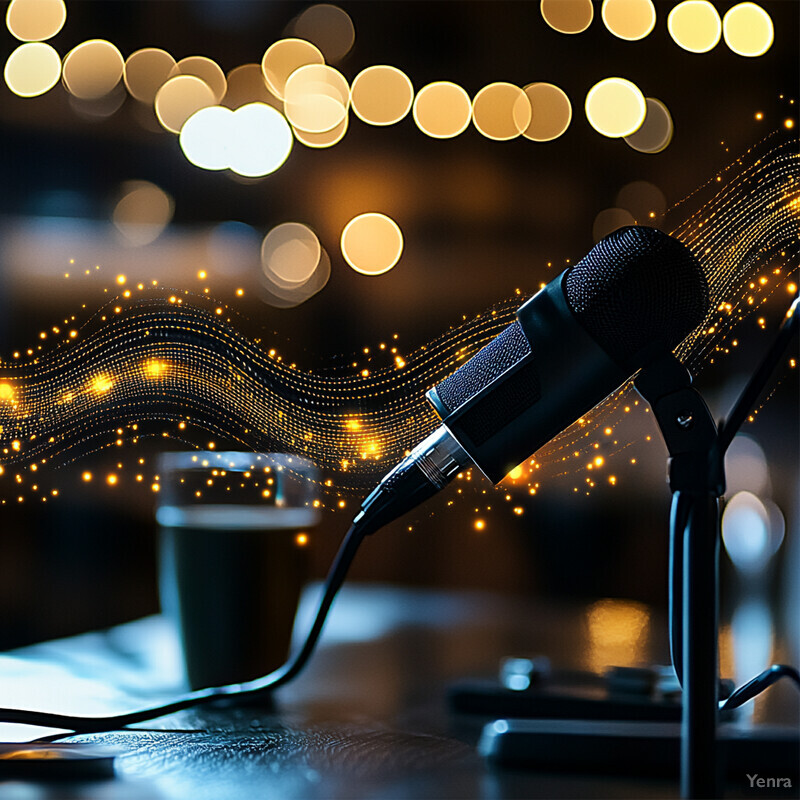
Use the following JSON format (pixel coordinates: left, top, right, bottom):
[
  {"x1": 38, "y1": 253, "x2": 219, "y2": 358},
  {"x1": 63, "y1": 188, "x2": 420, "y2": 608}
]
[
  {"x1": 179, "y1": 105, "x2": 234, "y2": 171},
  {"x1": 228, "y1": 103, "x2": 293, "y2": 178}
]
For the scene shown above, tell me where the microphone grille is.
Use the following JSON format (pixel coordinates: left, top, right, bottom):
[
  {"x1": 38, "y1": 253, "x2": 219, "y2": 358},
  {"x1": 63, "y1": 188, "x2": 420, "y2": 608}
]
[
  {"x1": 564, "y1": 226, "x2": 708, "y2": 368},
  {"x1": 434, "y1": 321, "x2": 531, "y2": 413}
]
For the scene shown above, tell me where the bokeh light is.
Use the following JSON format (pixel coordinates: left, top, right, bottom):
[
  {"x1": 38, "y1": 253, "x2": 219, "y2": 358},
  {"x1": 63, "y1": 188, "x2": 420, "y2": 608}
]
[
  {"x1": 521, "y1": 82, "x2": 572, "y2": 141},
  {"x1": 155, "y1": 74, "x2": 216, "y2": 134},
  {"x1": 724, "y1": 435, "x2": 770, "y2": 496},
  {"x1": 172, "y1": 56, "x2": 227, "y2": 103},
  {"x1": 540, "y1": 0, "x2": 594, "y2": 34},
  {"x1": 585, "y1": 77, "x2": 646, "y2": 138},
  {"x1": 350, "y1": 65, "x2": 414, "y2": 126},
  {"x1": 112, "y1": 180, "x2": 174, "y2": 246},
  {"x1": 601, "y1": 0, "x2": 656, "y2": 41},
  {"x1": 69, "y1": 83, "x2": 126, "y2": 121},
  {"x1": 615, "y1": 180, "x2": 666, "y2": 224},
  {"x1": 6, "y1": 0, "x2": 65, "y2": 41},
  {"x1": 667, "y1": 0, "x2": 722, "y2": 53},
  {"x1": 413, "y1": 81, "x2": 472, "y2": 139},
  {"x1": 261, "y1": 223, "x2": 322, "y2": 286},
  {"x1": 123, "y1": 48, "x2": 176, "y2": 104},
  {"x1": 722, "y1": 491, "x2": 781, "y2": 575},
  {"x1": 290, "y1": 4, "x2": 355, "y2": 63},
  {"x1": 283, "y1": 63, "x2": 349, "y2": 133},
  {"x1": 623, "y1": 97, "x2": 673, "y2": 153},
  {"x1": 261, "y1": 38, "x2": 324, "y2": 100},
  {"x1": 293, "y1": 113, "x2": 348, "y2": 148},
  {"x1": 179, "y1": 105, "x2": 234, "y2": 170},
  {"x1": 262, "y1": 247, "x2": 331, "y2": 308},
  {"x1": 472, "y1": 82, "x2": 531, "y2": 141},
  {"x1": 62, "y1": 39, "x2": 124, "y2": 100},
  {"x1": 341, "y1": 213, "x2": 403, "y2": 275},
  {"x1": 223, "y1": 63, "x2": 281, "y2": 110},
  {"x1": 228, "y1": 102, "x2": 293, "y2": 178},
  {"x1": 722, "y1": 2, "x2": 773, "y2": 57},
  {"x1": 4, "y1": 42, "x2": 61, "y2": 98},
  {"x1": 592, "y1": 208, "x2": 636, "y2": 242}
]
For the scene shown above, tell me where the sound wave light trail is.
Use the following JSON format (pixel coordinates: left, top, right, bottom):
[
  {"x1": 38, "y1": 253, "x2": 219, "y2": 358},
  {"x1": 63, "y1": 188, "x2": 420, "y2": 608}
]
[{"x1": 0, "y1": 135, "x2": 797, "y2": 507}]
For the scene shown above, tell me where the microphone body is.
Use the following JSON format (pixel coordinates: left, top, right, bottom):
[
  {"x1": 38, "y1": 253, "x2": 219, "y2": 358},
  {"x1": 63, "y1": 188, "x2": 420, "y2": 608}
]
[
  {"x1": 355, "y1": 226, "x2": 709, "y2": 531},
  {"x1": 427, "y1": 273, "x2": 627, "y2": 482}
]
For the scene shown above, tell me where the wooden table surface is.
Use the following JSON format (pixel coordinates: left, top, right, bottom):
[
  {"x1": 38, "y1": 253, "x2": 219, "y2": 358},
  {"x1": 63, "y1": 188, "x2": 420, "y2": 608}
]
[{"x1": 0, "y1": 585, "x2": 797, "y2": 799}]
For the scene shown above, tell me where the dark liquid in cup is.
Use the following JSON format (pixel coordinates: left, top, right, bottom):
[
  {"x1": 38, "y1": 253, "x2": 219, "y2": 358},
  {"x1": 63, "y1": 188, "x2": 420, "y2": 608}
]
[{"x1": 158, "y1": 505, "x2": 313, "y2": 690}]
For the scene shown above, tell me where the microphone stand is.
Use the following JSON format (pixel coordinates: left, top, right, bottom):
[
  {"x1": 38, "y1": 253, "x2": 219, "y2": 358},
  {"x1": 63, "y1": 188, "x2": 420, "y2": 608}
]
[{"x1": 633, "y1": 294, "x2": 798, "y2": 799}]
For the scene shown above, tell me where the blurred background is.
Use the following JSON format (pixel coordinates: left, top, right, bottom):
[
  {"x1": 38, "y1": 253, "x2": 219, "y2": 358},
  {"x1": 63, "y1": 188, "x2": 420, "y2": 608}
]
[{"x1": 0, "y1": 0, "x2": 797, "y2": 694}]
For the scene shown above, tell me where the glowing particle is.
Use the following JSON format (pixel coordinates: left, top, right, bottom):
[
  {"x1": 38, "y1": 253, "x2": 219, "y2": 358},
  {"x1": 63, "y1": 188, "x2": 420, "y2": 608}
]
[
  {"x1": 0, "y1": 383, "x2": 14, "y2": 403},
  {"x1": 144, "y1": 359, "x2": 168, "y2": 379},
  {"x1": 151, "y1": 483, "x2": 160, "y2": 492},
  {"x1": 107, "y1": 474, "x2": 118, "y2": 486},
  {"x1": 594, "y1": 456, "x2": 604, "y2": 467},
  {"x1": 116, "y1": 274, "x2": 126, "y2": 285},
  {"x1": 785, "y1": 119, "x2": 795, "y2": 130},
  {"x1": 507, "y1": 465, "x2": 524, "y2": 480},
  {"x1": 82, "y1": 471, "x2": 92, "y2": 482},
  {"x1": 295, "y1": 532, "x2": 309, "y2": 547},
  {"x1": 91, "y1": 375, "x2": 114, "y2": 394},
  {"x1": 474, "y1": 519, "x2": 486, "y2": 531}
]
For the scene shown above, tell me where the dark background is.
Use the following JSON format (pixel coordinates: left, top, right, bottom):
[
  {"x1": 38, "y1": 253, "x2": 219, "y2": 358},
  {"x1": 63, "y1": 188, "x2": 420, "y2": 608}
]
[{"x1": 0, "y1": 1, "x2": 796, "y2": 679}]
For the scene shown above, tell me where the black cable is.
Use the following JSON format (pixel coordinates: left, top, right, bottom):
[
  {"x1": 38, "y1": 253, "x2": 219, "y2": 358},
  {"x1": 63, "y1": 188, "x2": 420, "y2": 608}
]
[
  {"x1": 0, "y1": 518, "x2": 372, "y2": 733},
  {"x1": 719, "y1": 664, "x2": 800, "y2": 712}
]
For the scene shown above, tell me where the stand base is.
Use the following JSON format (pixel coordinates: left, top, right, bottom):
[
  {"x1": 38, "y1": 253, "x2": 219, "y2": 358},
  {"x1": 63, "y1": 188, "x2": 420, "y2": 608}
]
[{"x1": 479, "y1": 719, "x2": 799, "y2": 782}]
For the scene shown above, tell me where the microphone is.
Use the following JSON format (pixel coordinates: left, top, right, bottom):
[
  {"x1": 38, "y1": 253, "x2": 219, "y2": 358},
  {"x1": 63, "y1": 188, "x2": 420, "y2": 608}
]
[{"x1": 354, "y1": 226, "x2": 709, "y2": 533}]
